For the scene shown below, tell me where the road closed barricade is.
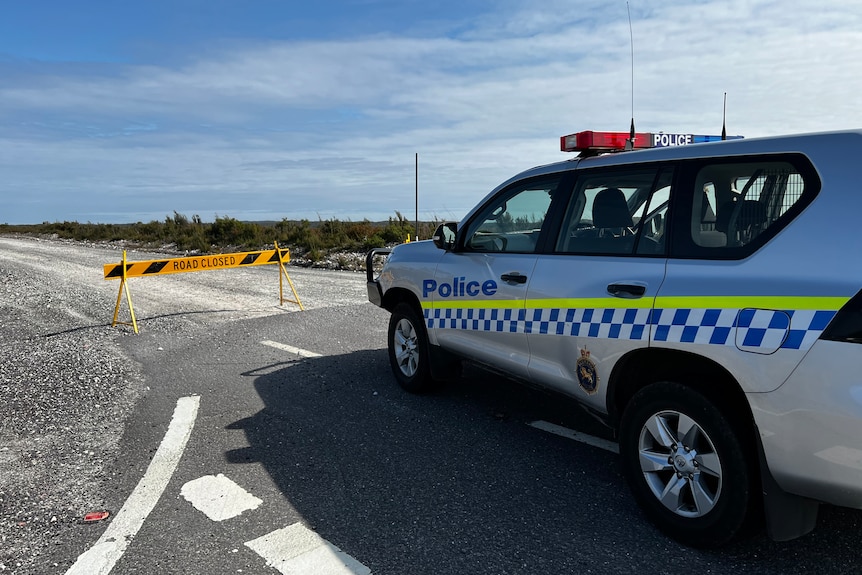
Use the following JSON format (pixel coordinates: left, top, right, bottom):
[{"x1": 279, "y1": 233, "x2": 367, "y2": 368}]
[{"x1": 103, "y1": 242, "x2": 303, "y2": 333}]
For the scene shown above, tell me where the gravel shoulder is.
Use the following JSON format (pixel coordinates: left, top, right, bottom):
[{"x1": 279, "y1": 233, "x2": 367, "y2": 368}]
[{"x1": 0, "y1": 235, "x2": 367, "y2": 574}]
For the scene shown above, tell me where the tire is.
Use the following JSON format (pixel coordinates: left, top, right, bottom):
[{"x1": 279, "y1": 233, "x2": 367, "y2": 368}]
[
  {"x1": 387, "y1": 302, "x2": 439, "y2": 393},
  {"x1": 619, "y1": 382, "x2": 752, "y2": 548}
]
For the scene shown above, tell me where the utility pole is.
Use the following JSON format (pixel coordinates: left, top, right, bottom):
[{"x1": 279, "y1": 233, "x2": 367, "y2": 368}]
[{"x1": 415, "y1": 152, "x2": 419, "y2": 240}]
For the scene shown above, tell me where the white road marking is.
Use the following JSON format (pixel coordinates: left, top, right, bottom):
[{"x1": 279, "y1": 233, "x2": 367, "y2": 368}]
[
  {"x1": 261, "y1": 339, "x2": 322, "y2": 358},
  {"x1": 180, "y1": 474, "x2": 263, "y2": 521},
  {"x1": 528, "y1": 420, "x2": 619, "y2": 454},
  {"x1": 66, "y1": 396, "x2": 200, "y2": 575},
  {"x1": 246, "y1": 522, "x2": 372, "y2": 575}
]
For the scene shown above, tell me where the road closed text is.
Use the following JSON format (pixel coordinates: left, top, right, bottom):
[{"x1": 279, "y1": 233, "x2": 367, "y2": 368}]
[{"x1": 173, "y1": 255, "x2": 239, "y2": 271}]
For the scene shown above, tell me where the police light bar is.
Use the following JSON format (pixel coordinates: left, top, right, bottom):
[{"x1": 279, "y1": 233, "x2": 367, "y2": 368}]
[{"x1": 561, "y1": 130, "x2": 743, "y2": 153}]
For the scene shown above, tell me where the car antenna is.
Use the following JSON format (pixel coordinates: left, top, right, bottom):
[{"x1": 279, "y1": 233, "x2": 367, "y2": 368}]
[
  {"x1": 721, "y1": 92, "x2": 727, "y2": 140},
  {"x1": 625, "y1": 2, "x2": 636, "y2": 151}
]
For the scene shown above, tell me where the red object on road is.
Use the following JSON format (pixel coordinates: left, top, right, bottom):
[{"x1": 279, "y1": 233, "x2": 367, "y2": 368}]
[{"x1": 83, "y1": 511, "x2": 110, "y2": 523}]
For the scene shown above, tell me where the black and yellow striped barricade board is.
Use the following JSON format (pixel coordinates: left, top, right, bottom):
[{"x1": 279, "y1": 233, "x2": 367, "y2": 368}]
[
  {"x1": 104, "y1": 244, "x2": 303, "y2": 333},
  {"x1": 103, "y1": 249, "x2": 289, "y2": 278}
]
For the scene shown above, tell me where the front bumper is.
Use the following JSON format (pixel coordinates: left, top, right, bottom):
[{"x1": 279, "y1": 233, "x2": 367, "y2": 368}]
[{"x1": 365, "y1": 248, "x2": 392, "y2": 307}]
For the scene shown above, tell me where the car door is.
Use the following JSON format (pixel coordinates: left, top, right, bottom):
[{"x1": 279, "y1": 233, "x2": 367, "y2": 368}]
[
  {"x1": 524, "y1": 167, "x2": 673, "y2": 413},
  {"x1": 429, "y1": 174, "x2": 566, "y2": 379}
]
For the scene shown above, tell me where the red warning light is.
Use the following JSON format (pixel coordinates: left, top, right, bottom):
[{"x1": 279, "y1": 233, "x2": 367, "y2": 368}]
[{"x1": 560, "y1": 130, "x2": 652, "y2": 153}]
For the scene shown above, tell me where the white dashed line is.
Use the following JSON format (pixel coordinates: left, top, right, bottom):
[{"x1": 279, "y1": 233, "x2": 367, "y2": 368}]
[
  {"x1": 528, "y1": 420, "x2": 619, "y2": 454},
  {"x1": 180, "y1": 474, "x2": 263, "y2": 521},
  {"x1": 245, "y1": 523, "x2": 372, "y2": 575},
  {"x1": 66, "y1": 396, "x2": 200, "y2": 575},
  {"x1": 261, "y1": 339, "x2": 322, "y2": 358}
]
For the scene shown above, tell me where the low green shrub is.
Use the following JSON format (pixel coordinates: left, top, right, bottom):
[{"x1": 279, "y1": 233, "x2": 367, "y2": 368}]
[{"x1": 0, "y1": 211, "x2": 443, "y2": 262}]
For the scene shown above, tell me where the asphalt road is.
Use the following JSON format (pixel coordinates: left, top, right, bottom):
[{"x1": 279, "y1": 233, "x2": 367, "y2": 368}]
[
  {"x1": 65, "y1": 308, "x2": 862, "y2": 575},
  {"x1": 4, "y1": 236, "x2": 862, "y2": 574}
]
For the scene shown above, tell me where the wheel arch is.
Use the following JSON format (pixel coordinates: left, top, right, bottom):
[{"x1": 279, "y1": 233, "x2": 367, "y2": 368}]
[
  {"x1": 607, "y1": 347, "x2": 754, "y2": 434},
  {"x1": 382, "y1": 287, "x2": 422, "y2": 315}
]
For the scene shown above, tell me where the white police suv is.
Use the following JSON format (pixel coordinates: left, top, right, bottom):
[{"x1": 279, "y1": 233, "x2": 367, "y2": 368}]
[{"x1": 366, "y1": 129, "x2": 862, "y2": 547}]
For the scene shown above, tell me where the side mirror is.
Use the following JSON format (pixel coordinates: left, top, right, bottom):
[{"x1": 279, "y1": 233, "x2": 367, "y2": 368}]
[{"x1": 432, "y1": 222, "x2": 457, "y2": 251}]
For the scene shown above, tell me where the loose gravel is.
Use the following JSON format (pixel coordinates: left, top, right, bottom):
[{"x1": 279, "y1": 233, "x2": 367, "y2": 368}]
[
  {"x1": 0, "y1": 235, "x2": 369, "y2": 574},
  {"x1": 0, "y1": 242, "x2": 144, "y2": 574}
]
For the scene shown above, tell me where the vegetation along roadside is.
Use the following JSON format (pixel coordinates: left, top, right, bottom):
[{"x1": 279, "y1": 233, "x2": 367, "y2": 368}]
[{"x1": 1, "y1": 211, "x2": 440, "y2": 271}]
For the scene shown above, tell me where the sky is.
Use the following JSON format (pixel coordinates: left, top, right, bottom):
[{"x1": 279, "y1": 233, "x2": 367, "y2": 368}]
[{"x1": 2, "y1": 0, "x2": 862, "y2": 225}]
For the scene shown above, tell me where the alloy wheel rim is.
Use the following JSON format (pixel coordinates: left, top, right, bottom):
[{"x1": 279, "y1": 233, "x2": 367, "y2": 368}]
[
  {"x1": 393, "y1": 318, "x2": 419, "y2": 377},
  {"x1": 636, "y1": 409, "x2": 723, "y2": 518}
]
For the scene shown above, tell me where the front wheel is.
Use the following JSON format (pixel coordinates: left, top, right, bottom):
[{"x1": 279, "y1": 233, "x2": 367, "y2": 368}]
[
  {"x1": 619, "y1": 382, "x2": 753, "y2": 548},
  {"x1": 387, "y1": 302, "x2": 438, "y2": 393}
]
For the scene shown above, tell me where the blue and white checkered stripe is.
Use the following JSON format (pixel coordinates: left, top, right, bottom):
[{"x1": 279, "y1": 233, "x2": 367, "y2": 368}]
[
  {"x1": 523, "y1": 307, "x2": 653, "y2": 339},
  {"x1": 650, "y1": 308, "x2": 834, "y2": 351},
  {"x1": 426, "y1": 307, "x2": 528, "y2": 334},
  {"x1": 425, "y1": 306, "x2": 836, "y2": 351}
]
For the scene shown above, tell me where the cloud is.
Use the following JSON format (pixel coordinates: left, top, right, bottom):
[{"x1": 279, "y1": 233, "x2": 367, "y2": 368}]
[{"x1": 2, "y1": 0, "x2": 862, "y2": 224}]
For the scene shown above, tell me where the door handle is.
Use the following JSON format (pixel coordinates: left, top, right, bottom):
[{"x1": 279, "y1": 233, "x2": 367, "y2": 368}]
[
  {"x1": 607, "y1": 283, "x2": 646, "y2": 298},
  {"x1": 501, "y1": 272, "x2": 528, "y2": 284}
]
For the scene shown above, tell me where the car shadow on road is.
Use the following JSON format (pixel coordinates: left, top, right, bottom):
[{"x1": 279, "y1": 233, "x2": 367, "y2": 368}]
[{"x1": 225, "y1": 349, "x2": 862, "y2": 575}]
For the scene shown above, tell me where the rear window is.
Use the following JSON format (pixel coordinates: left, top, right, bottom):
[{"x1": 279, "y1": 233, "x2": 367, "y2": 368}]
[{"x1": 674, "y1": 155, "x2": 819, "y2": 258}]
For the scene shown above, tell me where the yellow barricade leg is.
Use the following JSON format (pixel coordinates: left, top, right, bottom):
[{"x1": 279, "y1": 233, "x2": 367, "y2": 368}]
[
  {"x1": 274, "y1": 241, "x2": 304, "y2": 311},
  {"x1": 111, "y1": 250, "x2": 139, "y2": 333}
]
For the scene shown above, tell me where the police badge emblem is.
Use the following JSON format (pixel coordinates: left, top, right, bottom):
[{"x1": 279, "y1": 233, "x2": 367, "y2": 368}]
[{"x1": 576, "y1": 347, "x2": 598, "y2": 394}]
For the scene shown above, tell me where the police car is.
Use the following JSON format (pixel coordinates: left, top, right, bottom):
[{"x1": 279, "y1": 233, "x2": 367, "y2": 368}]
[{"x1": 365, "y1": 128, "x2": 862, "y2": 547}]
